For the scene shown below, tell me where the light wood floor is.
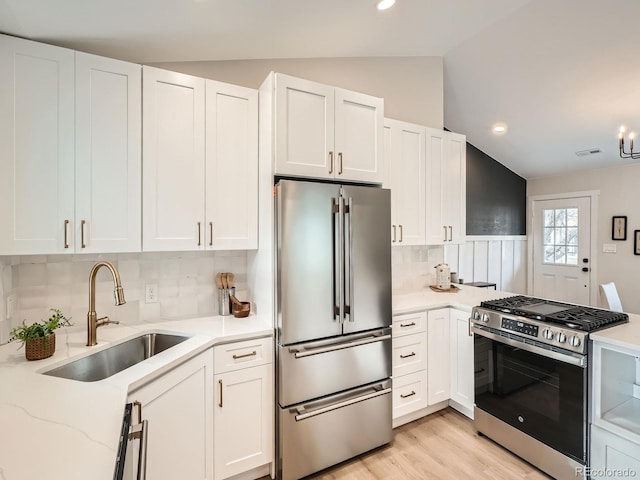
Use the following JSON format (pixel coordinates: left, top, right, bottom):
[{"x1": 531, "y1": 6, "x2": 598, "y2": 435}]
[{"x1": 272, "y1": 408, "x2": 552, "y2": 480}]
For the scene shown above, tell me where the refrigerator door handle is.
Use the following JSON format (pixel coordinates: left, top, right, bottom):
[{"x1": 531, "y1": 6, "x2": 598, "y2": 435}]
[
  {"x1": 344, "y1": 196, "x2": 354, "y2": 322},
  {"x1": 332, "y1": 197, "x2": 341, "y2": 322},
  {"x1": 335, "y1": 196, "x2": 345, "y2": 323},
  {"x1": 289, "y1": 333, "x2": 392, "y2": 358},
  {"x1": 293, "y1": 386, "x2": 392, "y2": 421}
]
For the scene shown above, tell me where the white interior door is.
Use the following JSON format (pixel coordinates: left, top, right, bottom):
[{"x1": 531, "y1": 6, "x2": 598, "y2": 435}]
[{"x1": 531, "y1": 197, "x2": 591, "y2": 305}]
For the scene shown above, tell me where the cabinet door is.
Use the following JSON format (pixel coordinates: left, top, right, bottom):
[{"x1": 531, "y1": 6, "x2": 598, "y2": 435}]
[
  {"x1": 0, "y1": 34, "x2": 75, "y2": 254},
  {"x1": 334, "y1": 88, "x2": 384, "y2": 184},
  {"x1": 75, "y1": 52, "x2": 141, "y2": 253},
  {"x1": 444, "y1": 132, "x2": 466, "y2": 244},
  {"x1": 274, "y1": 73, "x2": 334, "y2": 180},
  {"x1": 449, "y1": 308, "x2": 474, "y2": 417},
  {"x1": 424, "y1": 128, "x2": 446, "y2": 245},
  {"x1": 386, "y1": 119, "x2": 426, "y2": 245},
  {"x1": 142, "y1": 66, "x2": 205, "y2": 251},
  {"x1": 591, "y1": 424, "x2": 640, "y2": 480},
  {"x1": 427, "y1": 308, "x2": 450, "y2": 405},
  {"x1": 205, "y1": 80, "x2": 258, "y2": 250},
  {"x1": 214, "y1": 364, "x2": 273, "y2": 480},
  {"x1": 127, "y1": 351, "x2": 213, "y2": 480}
]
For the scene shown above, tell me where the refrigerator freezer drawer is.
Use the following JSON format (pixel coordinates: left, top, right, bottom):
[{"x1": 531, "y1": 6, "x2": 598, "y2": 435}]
[
  {"x1": 278, "y1": 329, "x2": 391, "y2": 407},
  {"x1": 278, "y1": 380, "x2": 392, "y2": 480}
]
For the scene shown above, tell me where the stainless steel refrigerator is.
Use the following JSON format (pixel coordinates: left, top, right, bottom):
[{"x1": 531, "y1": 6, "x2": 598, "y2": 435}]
[{"x1": 276, "y1": 179, "x2": 392, "y2": 480}]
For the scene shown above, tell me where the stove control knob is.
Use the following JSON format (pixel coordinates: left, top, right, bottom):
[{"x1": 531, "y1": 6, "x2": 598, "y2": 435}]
[
  {"x1": 542, "y1": 329, "x2": 554, "y2": 340},
  {"x1": 556, "y1": 332, "x2": 567, "y2": 343},
  {"x1": 473, "y1": 311, "x2": 481, "y2": 320},
  {"x1": 569, "y1": 335, "x2": 581, "y2": 347},
  {"x1": 481, "y1": 313, "x2": 490, "y2": 323}
]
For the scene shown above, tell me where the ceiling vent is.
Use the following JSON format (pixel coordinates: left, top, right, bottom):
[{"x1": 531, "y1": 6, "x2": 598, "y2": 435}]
[{"x1": 575, "y1": 148, "x2": 602, "y2": 157}]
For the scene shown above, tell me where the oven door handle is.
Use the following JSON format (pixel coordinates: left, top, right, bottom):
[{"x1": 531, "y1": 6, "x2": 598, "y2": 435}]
[{"x1": 473, "y1": 326, "x2": 587, "y2": 368}]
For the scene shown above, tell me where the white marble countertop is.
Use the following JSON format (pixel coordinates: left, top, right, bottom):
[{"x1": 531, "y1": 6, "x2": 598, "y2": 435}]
[
  {"x1": 392, "y1": 284, "x2": 511, "y2": 315},
  {"x1": 590, "y1": 313, "x2": 640, "y2": 352},
  {"x1": 0, "y1": 314, "x2": 273, "y2": 480}
]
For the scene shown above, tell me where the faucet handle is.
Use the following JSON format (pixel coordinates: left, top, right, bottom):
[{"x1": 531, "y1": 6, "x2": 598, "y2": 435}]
[{"x1": 96, "y1": 316, "x2": 120, "y2": 328}]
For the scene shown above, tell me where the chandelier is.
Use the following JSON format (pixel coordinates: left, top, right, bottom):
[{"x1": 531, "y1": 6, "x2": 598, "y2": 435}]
[{"x1": 619, "y1": 126, "x2": 640, "y2": 159}]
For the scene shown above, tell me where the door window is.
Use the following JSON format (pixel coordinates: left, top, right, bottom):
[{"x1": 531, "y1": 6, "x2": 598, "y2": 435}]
[{"x1": 543, "y1": 208, "x2": 578, "y2": 265}]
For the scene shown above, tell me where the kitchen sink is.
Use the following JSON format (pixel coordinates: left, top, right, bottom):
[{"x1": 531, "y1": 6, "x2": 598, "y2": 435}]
[{"x1": 43, "y1": 332, "x2": 191, "y2": 382}]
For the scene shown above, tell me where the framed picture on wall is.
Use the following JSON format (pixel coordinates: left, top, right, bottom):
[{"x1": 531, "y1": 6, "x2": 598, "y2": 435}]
[
  {"x1": 634, "y1": 230, "x2": 640, "y2": 255},
  {"x1": 612, "y1": 216, "x2": 627, "y2": 240}
]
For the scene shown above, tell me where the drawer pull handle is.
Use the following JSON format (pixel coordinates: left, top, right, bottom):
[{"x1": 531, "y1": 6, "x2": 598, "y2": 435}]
[
  {"x1": 232, "y1": 350, "x2": 257, "y2": 360},
  {"x1": 400, "y1": 390, "x2": 416, "y2": 399},
  {"x1": 400, "y1": 322, "x2": 416, "y2": 327},
  {"x1": 399, "y1": 352, "x2": 416, "y2": 359},
  {"x1": 474, "y1": 368, "x2": 485, "y2": 374}
]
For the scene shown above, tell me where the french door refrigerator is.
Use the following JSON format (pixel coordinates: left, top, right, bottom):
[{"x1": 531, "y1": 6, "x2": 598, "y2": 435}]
[{"x1": 276, "y1": 179, "x2": 392, "y2": 480}]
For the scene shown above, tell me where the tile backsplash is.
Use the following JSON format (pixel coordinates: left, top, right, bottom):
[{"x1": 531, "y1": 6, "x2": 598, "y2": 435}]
[
  {"x1": 391, "y1": 245, "x2": 444, "y2": 293},
  {"x1": 0, "y1": 251, "x2": 248, "y2": 343},
  {"x1": 0, "y1": 245, "x2": 443, "y2": 344}
]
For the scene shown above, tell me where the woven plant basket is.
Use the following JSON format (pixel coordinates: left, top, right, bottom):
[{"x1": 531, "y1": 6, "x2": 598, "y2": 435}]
[{"x1": 25, "y1": 333, "x2": 56, "y2": 361}]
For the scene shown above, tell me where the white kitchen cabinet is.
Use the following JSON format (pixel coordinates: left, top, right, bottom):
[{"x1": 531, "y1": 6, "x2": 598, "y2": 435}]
[
  {"x1": 425, "y1": 128, "x2": 466, "y2": 245},
  {"x1": 427, "y1": 308, "x2": 451, "y2": 405},
  {"x1": 143, "y1": 68, "x2": 259, "y2": 252},
  {"x1": 590, "y1": 339, "x2": 640, "y2": 475},
  {"x1": 590, "y1": 424, "x2": 640, "y2": 480},
  {"x1": 449, "y1": 308, "x2": 474, "y2": 418},
  {"x1": 274, "y1": 73, "x2": 384, "y2": 184},
  {"x1": 142, "y1": 66, "x2": 205, "y2": 251},
  {"x1": 127, "y1": 350, "x2": 214, "y2": 480},
  {"x1": 205, "y1": 80, "x2": 258, "y2": 250},
  {"x1": 385, "y1": 118, "x2": 426, "y2": 245},
  {"x1": 0, "y1": 35, "x2": 142, "y2": 255},
  {"x1": 75, "y1": 52, "x2": 141, "y2": 253},
  {"x1": 213, "y1": 337, "x2": 274, "y2": 480},
  {"x1": 0, "y1": 34, "x2": 75, "y2": 254},
  {"x1": 392, "y1": 312, "x2": 428, "y2": 423}
]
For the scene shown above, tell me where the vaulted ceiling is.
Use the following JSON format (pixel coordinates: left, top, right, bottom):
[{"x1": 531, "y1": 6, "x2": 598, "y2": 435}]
[{"x1": 1, "y1": 0, "x2": 638, "y2": 179}]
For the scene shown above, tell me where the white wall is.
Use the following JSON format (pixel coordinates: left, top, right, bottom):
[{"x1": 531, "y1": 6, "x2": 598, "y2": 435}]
[
  {"x1": 151, "y1": 56, "x2": 444, "y2": 129},
  {"x1": 528, "y1": 163, "x2": 640, "y2": 313},
  {"x1": 444, "y1": 237, "x2": 527, "y2": 293}
]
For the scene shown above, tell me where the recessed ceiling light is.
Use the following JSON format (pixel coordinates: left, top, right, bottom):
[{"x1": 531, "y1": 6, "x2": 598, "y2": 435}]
[
  {"x1": 492, "y1": 123, "x2": 508, "y2": 135},
  {"x1": 377, "y1": 0, "x2": 395, "y2": 11}
]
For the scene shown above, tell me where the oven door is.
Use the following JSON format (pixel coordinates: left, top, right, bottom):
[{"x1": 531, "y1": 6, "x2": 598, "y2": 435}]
[{"x1": 474, "y1": 327, "x2": 587, "y2": 463}]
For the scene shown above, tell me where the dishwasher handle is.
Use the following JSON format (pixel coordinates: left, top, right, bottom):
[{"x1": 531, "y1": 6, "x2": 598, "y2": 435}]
[
  {"x1": 290, "y1": 333, "x2": 391, "y2": 358},
  {"x1": 294, "y1": 386, "x2": 391, "y2": 421}
]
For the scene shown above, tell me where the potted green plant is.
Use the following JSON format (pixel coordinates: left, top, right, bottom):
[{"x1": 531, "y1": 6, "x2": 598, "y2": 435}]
[{"x1": 9, "y1": 309, "x2": 72, "y2": 361}]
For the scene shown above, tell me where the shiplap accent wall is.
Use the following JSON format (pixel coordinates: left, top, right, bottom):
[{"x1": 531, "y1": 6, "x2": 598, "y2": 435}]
[{"x1": 444, "y1": 236, "x2": 527, "y2": 293}]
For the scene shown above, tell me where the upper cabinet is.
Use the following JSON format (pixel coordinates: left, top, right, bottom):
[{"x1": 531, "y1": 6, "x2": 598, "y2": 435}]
[
  {"x1": 205, "y1": 80, "x2": 258, "y2": 250},
  {"x1": 75, "y1": 52, "x2": 142, "y2": 253},
  {"x1": 142, "y1": 66, "x2": 206, "y2": 251},
  {"x1": 274, "y1": 73, "x2": 384, "y2": 184},
  {"x1": 0, "y1": 34, "x2": 142, "y2": 255},
  {"x1": 142, "y1": 67, "x2": 258, "y2": 252},
  {"x1": 425, "y1": 128, "x2": 466, "y2": 245},
  {"x1": 384, "y1": 119, "x2": 426, "y2": 246}
]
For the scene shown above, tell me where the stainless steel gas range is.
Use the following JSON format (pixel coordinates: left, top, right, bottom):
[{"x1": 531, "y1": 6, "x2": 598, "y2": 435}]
[{"x1": 471, "y1": 295, "x2": 628, "y2": 480}]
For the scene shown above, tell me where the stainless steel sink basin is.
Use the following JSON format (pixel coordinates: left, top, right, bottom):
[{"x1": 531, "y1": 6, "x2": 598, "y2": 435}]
[{"x1": 43, "y1": 333, "x2": 191, "y2": 382}]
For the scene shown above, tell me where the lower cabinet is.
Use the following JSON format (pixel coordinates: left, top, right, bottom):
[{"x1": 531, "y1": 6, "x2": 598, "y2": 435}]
[
  {"x1": 590, "y1": 424, "x2": 640, "y2": 480},
  {"x1": 392, "y1": 307, "x2": 475, "y2": 427},
  {"x1": 448, "y1": 308, "x2": 474, "y2": 418},
  {"x1": 213, "y1": 337, "x2": 274, "y2": 480},
  {"x1": 126, "y1": 350, "x2": 214, "y2": 480},
  {"x1": 426, "y1": 308, "x2": 450, "y2": 405}
]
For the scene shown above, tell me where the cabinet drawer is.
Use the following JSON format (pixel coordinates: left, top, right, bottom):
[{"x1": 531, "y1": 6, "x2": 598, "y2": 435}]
[
  {"x1": 393, "y1": 370, "x2": 428, "y2": 419},
  {"x1": 393, "y1": 311, "x2": 427, "y2": 337},
  {"x1": 213, "y1": 336, "x2": 273, "y2": 374},
  {"x1": 392, "y1": 332, "x2": 427, "y2": 378}
]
